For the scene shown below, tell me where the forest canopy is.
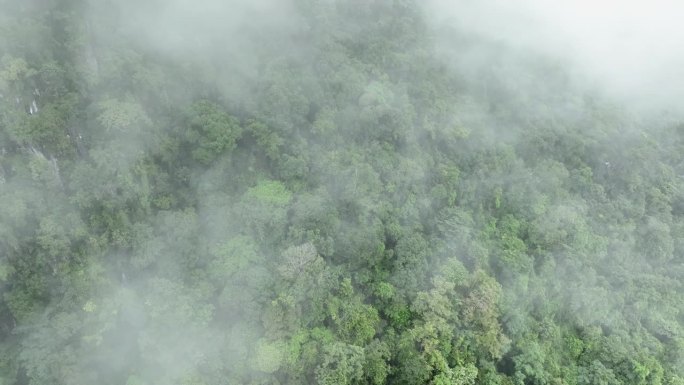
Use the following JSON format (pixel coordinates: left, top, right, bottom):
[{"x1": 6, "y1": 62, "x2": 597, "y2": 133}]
[{"x1": 0, "y1": 1, "x2": 683, "y2": 385}]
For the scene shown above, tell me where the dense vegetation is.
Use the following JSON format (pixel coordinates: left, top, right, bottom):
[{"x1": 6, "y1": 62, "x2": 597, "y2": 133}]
[{"x1": 0, "y1": 1, "x2": 683, "y2": 384}]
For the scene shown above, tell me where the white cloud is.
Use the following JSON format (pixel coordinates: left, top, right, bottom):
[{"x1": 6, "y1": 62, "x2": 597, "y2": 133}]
[{"x1": 427, "y1": 0, "x2": 684, "y2": 113}]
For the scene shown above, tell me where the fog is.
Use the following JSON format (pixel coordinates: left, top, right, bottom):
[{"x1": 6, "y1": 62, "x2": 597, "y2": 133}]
[
  {"x1": 1, "y1": 1, "x2": 683, "y2": 384},
  {"x1": 427, "y1": 0, "x2": 684, "y2": 115}
]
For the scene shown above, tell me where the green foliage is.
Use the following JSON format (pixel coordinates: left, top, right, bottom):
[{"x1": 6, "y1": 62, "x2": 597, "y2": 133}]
[
  {"x1": 0, "y1": 1, "x2": 683, "y2": 385},
  {"x1": 184, "y1": 100, "x2": 242, "y2": 164},
  {"x1": 363, "y1": 340, "x2": 391, "y2": 385},
  {"x1": 238, "y1": 180, "x2": 293, "y2": 242},
  {"x1": 208, "y1": 235, "x2": 261, "y2": 284},
  {"x1": 245, "y1": 180, "x2": 293, "y2": 206},
  {"x1": 252, "y1": 339, "x2": 285, "y2": 374},
  {"x1": 315, "y1": 342, "x2": 364, "y2": 385},
  {"x1": 326, "y1": 278, "x2": 380, "y2": 345}
]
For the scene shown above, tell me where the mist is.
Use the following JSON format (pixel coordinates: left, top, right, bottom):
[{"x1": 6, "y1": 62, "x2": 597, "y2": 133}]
[
  {"x1": 427, "y1": 0, "x2": 684, "y2": 116},
  {"x1": 1, "y1": 1, "x2": 683, "y2": 385}
]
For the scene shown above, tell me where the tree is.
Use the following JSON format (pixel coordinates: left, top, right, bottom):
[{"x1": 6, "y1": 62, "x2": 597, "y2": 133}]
[
  {"x1": 183, "y1": 100, "x2": 242, "y2": 165},
  {"x1": 315, "y1": 342, "x2": 364, "y2": 385}
]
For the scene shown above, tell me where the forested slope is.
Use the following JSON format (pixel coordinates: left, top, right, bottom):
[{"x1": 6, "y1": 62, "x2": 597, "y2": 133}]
[{"x1": 0, "y1": 1, "x2": 682, "y2": 384}]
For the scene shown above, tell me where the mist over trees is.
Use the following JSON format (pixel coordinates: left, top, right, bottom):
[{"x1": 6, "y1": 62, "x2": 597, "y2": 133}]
[{"x1": 0, "y1": 1, "x2": 683, "y2": 385}]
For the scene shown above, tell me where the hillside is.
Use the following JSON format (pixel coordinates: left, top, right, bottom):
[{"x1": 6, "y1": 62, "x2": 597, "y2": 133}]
[{"x1": 0, "y1": 1, "x2": 682, "y2": 384}]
